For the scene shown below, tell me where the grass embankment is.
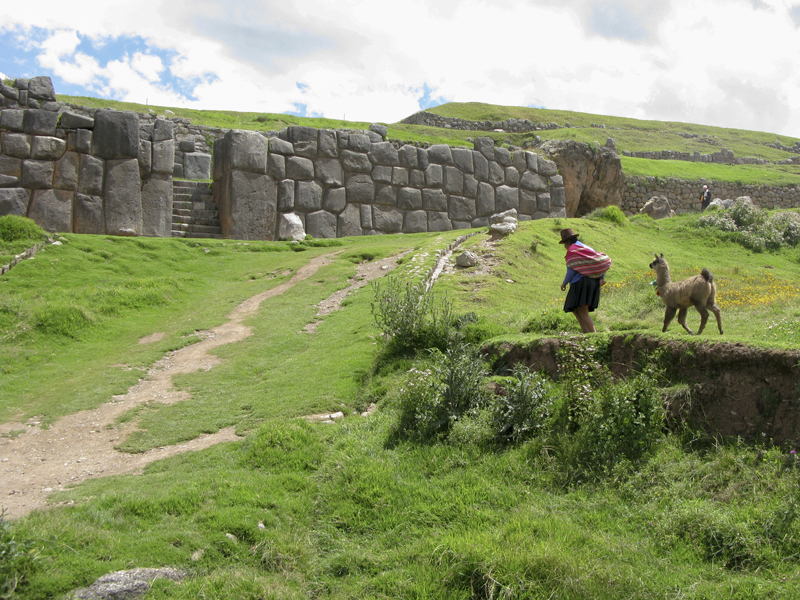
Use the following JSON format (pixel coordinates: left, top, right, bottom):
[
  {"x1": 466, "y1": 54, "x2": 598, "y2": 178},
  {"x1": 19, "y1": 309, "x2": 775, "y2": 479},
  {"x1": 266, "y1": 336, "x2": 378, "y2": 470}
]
[
  {"x1": 2, "y1": 210, "x2": 800, "y2": 598},
  {"x1": 57, "y1": 95, "x2": 800, "y2": 186}
]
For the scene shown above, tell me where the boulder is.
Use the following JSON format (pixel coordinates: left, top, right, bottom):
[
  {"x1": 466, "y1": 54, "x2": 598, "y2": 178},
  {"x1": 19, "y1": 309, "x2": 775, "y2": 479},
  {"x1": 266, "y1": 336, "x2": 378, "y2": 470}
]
[
  {"x1": 184, "y1": 153, "x2": 211, "y2": 180},
  {"x1": 23, "y1": 109, "x2": 59, "y2": 136},
  {"x1": 217, "y1": 170, "x2": 277, "y2": 240},
  {"x1": 278, "y1": 212, "x2": 306, "y2": 241},
  {"x1": 456, "y1": 251, "x2": 479, "y2": 267},
  {"x1": 92, "y1": 110, "x2": 140, "y2": 159},
  {"x1": 66, "y1": 567, "x2": 186, "y2": 600},
  {"x1": 368, "y1": 123, "x2": 388, "y2": 138},
  {"x1": 26, "y1": 76, "x2": 56, "y2": 101},
  {"x1": 489, "y1": 221, "x2": 517, "y2": 236},
  {"x1": 539, "y1": 140, "x2": 624, "y2": 217},
  {"x1": 640, "y1": 196, "x2": 675, "y2": 220}
]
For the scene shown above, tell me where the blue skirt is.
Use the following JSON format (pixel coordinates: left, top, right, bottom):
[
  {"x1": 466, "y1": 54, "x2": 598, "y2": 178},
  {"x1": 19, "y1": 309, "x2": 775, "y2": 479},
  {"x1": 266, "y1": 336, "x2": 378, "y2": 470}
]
[{"x1": 564, "y1": 276, "x2": 601, "y2": 313}]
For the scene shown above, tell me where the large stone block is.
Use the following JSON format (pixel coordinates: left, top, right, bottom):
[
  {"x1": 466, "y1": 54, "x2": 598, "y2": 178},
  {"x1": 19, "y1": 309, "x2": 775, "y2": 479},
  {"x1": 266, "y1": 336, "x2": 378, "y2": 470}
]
[
  {"x1": 305, "y1": 210, "x2": 337, "y2": 238},
  {"x1": 526, "y1": 151, "x2": 539, "y2": 173},
  {"x1": 286, "y1": 156, "x2": 314, "y2": 180},
  {"x1": 217, "y1": 130, "x2": 269, "y2": 174},
  {"x1": 428, "y1": 211, "x2": 452, "y2": 232},
  {"x1": 398, "y1": 145, "x2": 418, "y2": 168},
  {"x1": 397, "y1": 187, "x2": 422, "y2": 210},
  {"x1": 409, "y1": 169, "x2": 425, "y2": 188},
  {"x1": 75, "y1": 129, "x2": 92, "y2": 154},
  {"x1": 27, "y1": 189, "x2": 72, "y2": 232},
  {"x1": 278, "y1": 212, "x2": 306, "y2": 241},
  {"x1": 496, "y1": 185, "x2": 519, "y2": 213},
  {"x1": 346, "y1": 173, "x2": 374, "y2": 203},
  {"x1": 278, "y1": 179, "x2": 295, "y2": 211},
  {"x1": 537, "y1": 193, "x2": 551, "y2": 212},
  {"x1": 59, "y1": 111, "x2": 94, "y2": 129},
  {"x1": 427, "y1": 144, "x2": 453, "y2": 165},
  {"x1": 0, "y1": 156, "x2": 22, "y2": 179},
  {"x1": 488, "y1": 161, "x2": 504, "y2": 185},
  {"x1": 141, "y1": 174, "x2": 173, "y2": 237},
  {"x1": 138, "y1": 139, "x2": 152, "y2": 173},
  {"x1": 452, "y1": 148, "x2": 474, "y2": 173},
  {"x1": 315, "y1": 158, "x2": 344, "y2": 187},
  {"x1": 92, "y1": 110, "x2": 140, "y2": 160},
  {"x1": 494, "y1": 147, "x2": 512, "y2": 166},
  {"x1": 53, "y1": 152, "x2": 79, "y2": 191},
  {"x1": 295, "y1": 180, "x2": 323, "y2": 212},
  {"x1": 551, "y1": 186, "x2": 566, "y2": 208},
  {"x1": 0, "y1": 109, "x2": 24, "y2": 132},
  {"x1": 519, "y1": 189, "x2": 537, "y2": 215},
  {"x1": 425, "y1": 164, "x2": 443, "y2": 188},
  {"x1": 444, "y1": 166, "x2": 464, "y2": 194},
  {"x1": 268, "y1": 137, "x2": 294, "y2": 155},
  {"x1": 520, "y1": 171, "x2": 548, "y2": 192},
  {"x1": 476, "y1": 182, "x2": 495, "y2": 217},
  {"x1": 422, "y1": 189, "x2": 447, "y2": 211},
  {"x1": 27, "y1": 76, "x2": 56, "y2": 101},
  {"x1": 368, "y1": 142, "x2": 399, "y2": 166},
  {"x1": 152, "y1": 140, "x2": 174, "y2": 175},
  {"x1": 538, "y1": 158, "x2": 558, "y2": 176},
  {"x1": 474, "y1": 137, "x2": 495, "y2": 160},
  {"x1": 184, "y1": 153, "x2": 212, "y2": 180},
  {"x1": 416, "y1": 147, "x2": 429, "y2": 169},
  {"x1": 0, "y1": 86, "x2": 19, "y2": 102},
  {"x1": 372, "y1": 205, "x2": 403, "y2": 233},
  {"x1": 504, "y1": 166, "x2": 520, "y2": 187},
  {"x1": 347, "y1": 133, "x2": 371, "y2": 153},
  {"x1": 341, "y1": 150, "x2": 372, "y2": 173},
  {"x1": 375, "y1": 184, "x2": 397, "y2": 206},
  {"x1": 23, "y1": 110, "x2": 59, "y2": 136},
  {"x1": 464, "y1": 174, "x2": 478, "y2": 198},
  {"x1": 0, "y1": 187, "x2": 30, "y2": 216},
  {"x1": 153, "y1": 118, "x2": 173, "y2": 142},
  {"x1": 338, "y1": 202, "x2": 362, "y2": 237},
  {"x1": 2, "y1": 133, "x2": 31, "y2": 158},
  {"x1": 73, "y1": 194, "x2": 105, "y2": 234},
  {"x1": 78, "y1": 155, "x2": 105, "y2": 196},
  {"x1": 267, "y1": 153, "x2": 286, "y2": 180},
  {"x1": 360, "y1": 203, "x2": 372, "y2": 229},
  {"x1": 285, "y1": 125, "x2": 318, "y2": 145},
  {"x1": 104, "y1": 159, "x2": 142, "y2": 235},
  {"x1": 448, "y1": 195, "x2": 476, "y2": 221},
  {"x1": 391, "y1": 167, "x2": 409, "y2": 186},
  {"x1": 218, "y1": 170, "x2": 277, "y2": 240},
  {"x1": 318, "y1": 130, "x2": 338, "y2": 157},
  {"x1": 473, "y1": 151, "x2": 489, "y2": 182},
  {"x1": 403, "y1": 210, "x2": 427, "y2": 233},
  {"x1": 323, "y1": 186, "x2": 346, "y2": 213},
  {"x1": 512, "y1": 151, "x2": 527, "y2": 172},
  {"x1": 372, "y1": 165, "x2": 392, "y2": 183},
  {"x1": 21, "y1": 160, "x2": 54, "y2": 189}
]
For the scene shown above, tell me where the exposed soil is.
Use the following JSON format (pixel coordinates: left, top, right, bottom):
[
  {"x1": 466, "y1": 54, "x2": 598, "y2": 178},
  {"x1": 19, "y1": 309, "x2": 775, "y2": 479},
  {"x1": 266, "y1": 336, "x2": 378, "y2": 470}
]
[
  {"x1": 0, "y1": 251, "x2": 405, "y2": 519},
  {"x1": 485, "y1": 334, "x2": 800, "y2": 445}
]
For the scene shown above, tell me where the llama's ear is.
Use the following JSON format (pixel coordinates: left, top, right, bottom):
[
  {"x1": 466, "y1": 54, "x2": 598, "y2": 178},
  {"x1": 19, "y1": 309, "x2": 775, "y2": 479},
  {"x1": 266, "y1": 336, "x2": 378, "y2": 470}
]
[
  {"x1": 654, "y1": 253, "x2": 658, "y2": 259},
  {"x1": 660, "y1": 253, "x2": 664, "y2": 258}
]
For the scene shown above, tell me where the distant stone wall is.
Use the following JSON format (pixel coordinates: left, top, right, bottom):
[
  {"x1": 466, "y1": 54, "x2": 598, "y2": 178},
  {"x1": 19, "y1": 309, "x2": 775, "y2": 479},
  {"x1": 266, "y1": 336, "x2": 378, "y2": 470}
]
[
  {"x1": 622, "y1": 148, "x2": 780, "y2": 166},
  {"x1": 0, "y1": 97, "x2": 176, "y2": 236},
  {"x1": 621, "y1": 175, "x2": 800, "y2": 214},
  {"x1": 213, "y1": 126, "x2": 566, "y2": 240},
  {"x1": 400, "y1": 110, "x2": 561, "y2": 133}
]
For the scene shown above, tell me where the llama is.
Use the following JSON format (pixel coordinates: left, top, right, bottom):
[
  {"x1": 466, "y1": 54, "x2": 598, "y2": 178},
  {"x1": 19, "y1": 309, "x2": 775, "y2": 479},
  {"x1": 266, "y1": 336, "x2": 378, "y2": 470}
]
[{"x1": 649, "y1": 253, "x2": 723, "y2": 335}]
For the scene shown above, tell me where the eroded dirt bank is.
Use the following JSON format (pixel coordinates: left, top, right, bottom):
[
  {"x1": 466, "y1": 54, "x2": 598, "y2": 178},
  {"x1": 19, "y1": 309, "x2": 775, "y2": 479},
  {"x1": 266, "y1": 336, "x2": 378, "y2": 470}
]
[{"x1": 485, "y1": 334, "x2": 800, "y2": 445}]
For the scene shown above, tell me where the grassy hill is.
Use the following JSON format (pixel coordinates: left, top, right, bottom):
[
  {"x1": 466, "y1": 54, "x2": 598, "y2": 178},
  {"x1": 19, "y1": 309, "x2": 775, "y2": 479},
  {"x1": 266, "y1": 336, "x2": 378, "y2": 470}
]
[
  {"x1": 3, "y1": 209, "x2": 800, "y2": 598},
  {"x1": 57, "y1": 95, "x2": 800, "y2": 186}
]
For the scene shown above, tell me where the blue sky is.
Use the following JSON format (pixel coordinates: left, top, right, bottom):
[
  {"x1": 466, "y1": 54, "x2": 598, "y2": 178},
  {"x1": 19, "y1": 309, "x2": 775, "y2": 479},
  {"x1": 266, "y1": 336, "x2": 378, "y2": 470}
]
[{"x1": 3, "y1": 0, "x2": 800, "y2": 137}]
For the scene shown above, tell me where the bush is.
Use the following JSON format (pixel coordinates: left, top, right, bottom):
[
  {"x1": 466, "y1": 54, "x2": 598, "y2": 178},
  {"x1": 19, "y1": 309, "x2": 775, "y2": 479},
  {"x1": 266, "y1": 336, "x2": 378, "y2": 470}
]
[
  {"x1": 769, "y1": 211, "x2": 800, "y2": 246},
  {"x1": 490, "y1": 364, "x2": 554, "y2": 443},
  {"x1": 0, "y1": 216, "x2": 46, "y2": 243},
  {"x1": 392, "y1": 344, "x2": 489, "y2": 442},
  {"x1": 730, "y1": 198, "x2": 767, "y2": 229},
  {"x1": 0, "y1": 510, "x2": 39, "y2": 598},
  {"x1": 370, "y1": 275, "x2": 456, "y2": 354},
  {"x1": 584, "y1": 205, "x2": 627, "y2": 225},
  {"x1": 522, "y1": 307, "x2": 579, "y2": 334}
]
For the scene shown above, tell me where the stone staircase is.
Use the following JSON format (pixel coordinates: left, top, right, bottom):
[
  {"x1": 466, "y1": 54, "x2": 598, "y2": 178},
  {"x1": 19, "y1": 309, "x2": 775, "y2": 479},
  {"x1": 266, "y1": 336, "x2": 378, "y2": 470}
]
[{"x1": 171, "y1": 181, "x2": 222, "y2": 239}]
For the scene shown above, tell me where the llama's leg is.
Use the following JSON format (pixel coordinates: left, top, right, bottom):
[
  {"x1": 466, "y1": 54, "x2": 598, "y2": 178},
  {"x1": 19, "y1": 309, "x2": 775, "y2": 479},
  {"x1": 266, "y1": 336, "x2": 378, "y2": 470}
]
[
  {"x1": 573, "y1": 305, "x2": 596, "y2": 333},
  {"x1": 710, "y1": 303, "x2": 723, "y2": 334},
  {"x1": 662, "y1": 306, "x2": 677, "y2": 332},
  {"x1": 694, "y1": 302, "x2": 709, "y2": 335},
  {"x1": 677, "y1": 307, "x2": 694, "y2": 335}
]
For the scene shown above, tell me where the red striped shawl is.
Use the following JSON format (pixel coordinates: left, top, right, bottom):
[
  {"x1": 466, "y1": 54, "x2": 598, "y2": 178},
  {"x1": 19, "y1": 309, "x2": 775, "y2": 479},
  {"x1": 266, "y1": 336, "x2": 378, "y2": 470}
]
[{"x1": 565, "y1": 244, "x2": 611, "y2": 278}]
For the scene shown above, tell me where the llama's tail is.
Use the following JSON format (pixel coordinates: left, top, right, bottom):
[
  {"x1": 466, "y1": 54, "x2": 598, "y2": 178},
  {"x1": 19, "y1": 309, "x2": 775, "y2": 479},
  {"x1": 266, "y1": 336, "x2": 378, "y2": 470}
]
[{"x1": 701, "y1": 268, "x2": 713, "y2": 282}]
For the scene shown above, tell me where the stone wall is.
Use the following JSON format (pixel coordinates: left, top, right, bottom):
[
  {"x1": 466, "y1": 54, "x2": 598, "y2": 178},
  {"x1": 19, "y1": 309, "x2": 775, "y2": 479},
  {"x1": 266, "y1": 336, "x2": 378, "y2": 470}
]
[
  {"x1": 0, "y1": 96, "x2": 176, "y2": 235},
  {"x1": 621, "y1": 175, "x2": 800, "y2": 214},
  {"x1": 400, "y1": 110, "x2": 561, "y2": 133},
  {"x1": 622, "y1": 148, "x2": 776, "y2": 165},
  {"x1": 213, "y1": 126, "x2": 566, "y2": 240}
]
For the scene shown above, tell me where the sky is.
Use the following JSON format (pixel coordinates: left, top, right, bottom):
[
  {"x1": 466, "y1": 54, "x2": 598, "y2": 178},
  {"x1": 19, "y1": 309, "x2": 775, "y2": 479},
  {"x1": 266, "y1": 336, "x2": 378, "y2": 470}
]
[{"x1": 2, "y1": 0, "x2": 800, "y2": 138}]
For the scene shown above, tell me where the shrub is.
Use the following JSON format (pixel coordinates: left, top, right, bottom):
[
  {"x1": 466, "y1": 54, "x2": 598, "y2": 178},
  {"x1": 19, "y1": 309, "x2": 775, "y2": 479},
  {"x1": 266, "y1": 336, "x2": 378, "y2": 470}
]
[
  {"x1": 0, "y1": 510, "x2": 39, "y2": 598},
  {"x1": 0, "y1": 216, "x2": 46, "y2": 243},
  {"x1": 522, "y1": 307, "x2": 579, "y2": 334},
  {"x1": 490, "y1": 364, "x2": 554, "y2": 443},
  {"x1": 729, "y1": 198, "x2": 767, "y2": 229},
  {"x1": 392, "y1": 344, "x2": 489, "y2": 442},
  {"x1": 769, "y1": 211, "x2": 800, "y2": 246},
  {"x1": 370, "y1": 275, "x2": 455, "y2": 354},
  {"x1": 584, "y1": 205, "x2": 627, "y2": 225}
]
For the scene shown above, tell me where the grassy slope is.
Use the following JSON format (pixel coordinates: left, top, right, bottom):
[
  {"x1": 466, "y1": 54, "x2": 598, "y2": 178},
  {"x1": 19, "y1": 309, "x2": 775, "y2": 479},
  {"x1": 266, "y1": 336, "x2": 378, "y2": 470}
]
[
  {"x1": 3, "y1": 215, "x2": 800, "y2": 598},
  {"x1": 58, "y1": 95, "x2": 800, "y2": 186}
]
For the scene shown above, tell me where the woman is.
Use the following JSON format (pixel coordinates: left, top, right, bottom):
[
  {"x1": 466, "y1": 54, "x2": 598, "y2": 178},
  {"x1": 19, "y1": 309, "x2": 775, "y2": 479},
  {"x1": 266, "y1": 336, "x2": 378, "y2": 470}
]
[{"x1": 559, "y1": 228, "x2": 607, "y2": 333}]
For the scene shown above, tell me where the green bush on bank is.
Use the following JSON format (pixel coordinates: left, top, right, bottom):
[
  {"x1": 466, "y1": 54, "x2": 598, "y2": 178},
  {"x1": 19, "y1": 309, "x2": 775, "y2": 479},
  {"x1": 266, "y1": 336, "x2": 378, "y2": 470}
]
[{"x1": 698, "y1": 200, "x2": 800, "y2": 251}]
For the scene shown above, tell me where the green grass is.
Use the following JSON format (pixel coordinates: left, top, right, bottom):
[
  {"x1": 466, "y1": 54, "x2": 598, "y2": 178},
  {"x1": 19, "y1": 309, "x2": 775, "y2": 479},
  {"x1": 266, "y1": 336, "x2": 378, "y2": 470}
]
[{"x1": 4, "y1": 213, "x2": 800, "y2": 598}]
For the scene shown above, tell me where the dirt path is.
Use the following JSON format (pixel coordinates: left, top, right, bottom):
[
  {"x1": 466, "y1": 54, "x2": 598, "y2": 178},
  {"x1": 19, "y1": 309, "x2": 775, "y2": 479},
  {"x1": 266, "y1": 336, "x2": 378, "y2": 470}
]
[{"x1": 1, "y1": 253, "x2": 344, "y2": 519}]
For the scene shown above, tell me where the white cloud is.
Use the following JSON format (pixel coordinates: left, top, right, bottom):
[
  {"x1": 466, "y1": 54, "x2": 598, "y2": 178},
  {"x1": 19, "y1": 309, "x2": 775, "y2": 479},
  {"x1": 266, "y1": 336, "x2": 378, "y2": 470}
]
[{"x1": 2, "y1": 0, "x2": 800, "y2": 136}]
